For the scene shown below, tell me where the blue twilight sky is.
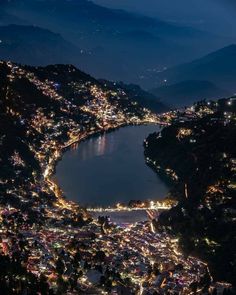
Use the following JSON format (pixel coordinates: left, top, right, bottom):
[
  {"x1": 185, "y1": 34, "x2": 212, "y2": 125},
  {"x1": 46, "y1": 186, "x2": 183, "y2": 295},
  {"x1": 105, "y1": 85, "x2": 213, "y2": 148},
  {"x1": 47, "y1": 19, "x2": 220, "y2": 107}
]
[{"x1": 93, "y1": 0, "x2": 236, "y2": 36}]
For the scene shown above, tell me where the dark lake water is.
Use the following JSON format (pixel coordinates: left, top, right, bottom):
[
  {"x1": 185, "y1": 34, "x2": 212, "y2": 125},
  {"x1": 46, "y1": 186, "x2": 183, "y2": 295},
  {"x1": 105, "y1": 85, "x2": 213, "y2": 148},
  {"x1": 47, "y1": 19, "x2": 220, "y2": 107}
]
[{"x1": 54, "y1": 125, "x2": 169, "y2": 207}]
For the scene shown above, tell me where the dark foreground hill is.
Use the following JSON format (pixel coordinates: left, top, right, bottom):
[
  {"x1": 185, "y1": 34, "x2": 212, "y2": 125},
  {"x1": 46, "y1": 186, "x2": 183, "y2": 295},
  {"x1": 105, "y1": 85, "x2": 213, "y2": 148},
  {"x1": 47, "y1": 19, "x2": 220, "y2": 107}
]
[{"x1": 144, "y1": 99, "x2": 236, "y2": 285}]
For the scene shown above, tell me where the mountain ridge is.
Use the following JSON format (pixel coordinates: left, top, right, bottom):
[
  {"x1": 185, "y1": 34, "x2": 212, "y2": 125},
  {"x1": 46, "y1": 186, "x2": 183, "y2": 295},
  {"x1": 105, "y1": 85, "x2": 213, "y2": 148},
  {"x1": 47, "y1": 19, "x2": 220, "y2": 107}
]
[
  {"x1": 149, "y1": 44, "x2": 236, "y2": 106},
  {"x1": 0, "y1": 24, "x2": 93, "y2": 67},
  {"x1": 152, "y1": 44, "x2": 236, "y2": 89},
  {"x1": 2, "y1": 0, "x2": 232, "y2": 87},
  {"x1": 150, "y1": 80, "x2": 230, "y2": 107}
]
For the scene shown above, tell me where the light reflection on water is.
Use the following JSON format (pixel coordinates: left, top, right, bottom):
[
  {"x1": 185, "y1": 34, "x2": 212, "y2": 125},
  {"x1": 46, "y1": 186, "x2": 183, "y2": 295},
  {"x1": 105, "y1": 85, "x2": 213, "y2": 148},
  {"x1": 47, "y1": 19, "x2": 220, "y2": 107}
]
[
  {"x1": 55, "y1": 125, "x2": 169, "y2": 206},
  {"x1": 70, "y1": 133, "x2": 115, "y2": 159}
]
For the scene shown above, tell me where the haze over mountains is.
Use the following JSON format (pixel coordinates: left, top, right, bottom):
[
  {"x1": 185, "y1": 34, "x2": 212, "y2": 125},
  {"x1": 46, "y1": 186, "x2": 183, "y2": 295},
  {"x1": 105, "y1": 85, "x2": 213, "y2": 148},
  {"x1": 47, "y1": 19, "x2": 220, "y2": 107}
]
[
  {"x1": 150, "y1": 45, "x2": 236, "y2": 106},
  {"x1": 150, "y1": 80, "x2": 230, "y2": 108},
  {"x1": 0, "y1": 0, "x2": 236, "y2": 107},
  {"x1": 0, "y1": 25, "x2": 88, "y2": 66},
  {"x1": 0, "y1": 0, "x2": 234, "y2": 87},
  {"x1": 94, "y1": 0, "x2": 236, "y2": 37}
]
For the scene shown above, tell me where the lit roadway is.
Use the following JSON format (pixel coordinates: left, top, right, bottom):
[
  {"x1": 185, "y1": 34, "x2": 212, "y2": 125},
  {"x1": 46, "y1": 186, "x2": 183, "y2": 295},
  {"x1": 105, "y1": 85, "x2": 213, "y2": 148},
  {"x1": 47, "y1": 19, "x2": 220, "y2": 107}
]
[{"x1": 87, "y1": 205, "x2": 171, "y2": 213}]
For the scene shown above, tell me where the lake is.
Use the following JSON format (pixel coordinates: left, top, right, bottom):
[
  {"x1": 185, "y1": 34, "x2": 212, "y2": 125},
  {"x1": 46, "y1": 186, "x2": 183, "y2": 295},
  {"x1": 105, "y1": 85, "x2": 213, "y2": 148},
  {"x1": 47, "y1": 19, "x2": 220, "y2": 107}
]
[{"x1": 54, "y1": 125, "x2": 169, "y2": 207}]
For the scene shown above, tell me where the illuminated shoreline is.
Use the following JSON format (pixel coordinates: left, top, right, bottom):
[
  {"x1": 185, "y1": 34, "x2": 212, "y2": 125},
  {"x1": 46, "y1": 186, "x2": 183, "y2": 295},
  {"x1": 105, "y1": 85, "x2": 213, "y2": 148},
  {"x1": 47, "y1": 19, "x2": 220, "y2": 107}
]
[{"x1": 43, "y1": 121, "x2": 169, "y2": 211}]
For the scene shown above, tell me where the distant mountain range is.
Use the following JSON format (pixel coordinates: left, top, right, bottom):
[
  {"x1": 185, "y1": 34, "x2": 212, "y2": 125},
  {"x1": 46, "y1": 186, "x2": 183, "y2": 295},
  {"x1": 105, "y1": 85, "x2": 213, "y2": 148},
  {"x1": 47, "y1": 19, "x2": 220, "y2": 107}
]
[
  {"x1": 0, "y1": 0, "x2": 233, "y2": 87},
  {"x1": 0, "y1": 25, "x2": 87, "y2": 66},
  {"x1": 150, "y1": 80, "x2": 230, "y2": 107},
  {"x1": 0, "y1": 6, "x2": 28, "y2": 26},
  {"x1": 150, "y1": 45, "x2": 236, "y2": 107}
]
